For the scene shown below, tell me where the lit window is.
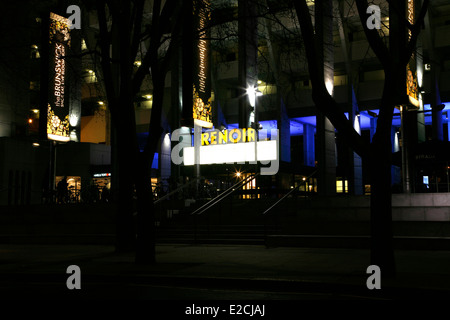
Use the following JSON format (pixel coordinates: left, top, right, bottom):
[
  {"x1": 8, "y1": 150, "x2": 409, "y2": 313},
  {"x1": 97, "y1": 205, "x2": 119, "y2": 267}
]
[
  {"x1": 85, "y1": 70, "x2": 98, "y2": 83},
  {"x1": 31, "y1": 44, "x2": 40, "y2": 59}
]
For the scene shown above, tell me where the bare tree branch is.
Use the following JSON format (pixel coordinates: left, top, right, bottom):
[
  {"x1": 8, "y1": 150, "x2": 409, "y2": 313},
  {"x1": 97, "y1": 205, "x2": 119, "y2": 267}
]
[
  {"x1": 293, "y1": 0, "x2": 368, "y2": 158},
  {"x1": 130, "y1": 0, "x2": 146, "y2": 65},
  {"x1": 355, "y1": 0, "x2": 390, "y2": 69},
  {"x1": 96, "y1": 0, "x2": 117, "y2": 110}
]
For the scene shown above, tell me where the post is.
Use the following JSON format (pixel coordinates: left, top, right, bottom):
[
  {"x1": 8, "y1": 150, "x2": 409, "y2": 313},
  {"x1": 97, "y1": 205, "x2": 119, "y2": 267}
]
[
  {"x1": 194, "y1": 123, "x2": 202, "y2": 198},
  {"x1": 400, "y1": 106, "x2": 411, "y2": 193}
]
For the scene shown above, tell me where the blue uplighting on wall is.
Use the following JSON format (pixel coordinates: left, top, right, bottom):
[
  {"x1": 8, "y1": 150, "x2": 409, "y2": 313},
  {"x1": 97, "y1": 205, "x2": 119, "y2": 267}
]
[
  {"x1": 137, "y1": 132, "x2": 159, "y2": 169},
  {"x1": 152, "y1": 153, "x2": 159, "y2": 169}
]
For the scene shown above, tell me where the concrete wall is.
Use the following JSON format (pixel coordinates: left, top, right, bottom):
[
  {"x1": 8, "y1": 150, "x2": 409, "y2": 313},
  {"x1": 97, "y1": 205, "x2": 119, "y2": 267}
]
[{"x1": 294, "y1": 193, "x2": 450, "y2": 222}]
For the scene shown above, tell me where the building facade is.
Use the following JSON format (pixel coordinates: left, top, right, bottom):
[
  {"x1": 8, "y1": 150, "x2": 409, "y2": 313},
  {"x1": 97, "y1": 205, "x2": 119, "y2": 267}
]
[{"x1": 1, "y1": 0, "x2": 450, "y2": 206}]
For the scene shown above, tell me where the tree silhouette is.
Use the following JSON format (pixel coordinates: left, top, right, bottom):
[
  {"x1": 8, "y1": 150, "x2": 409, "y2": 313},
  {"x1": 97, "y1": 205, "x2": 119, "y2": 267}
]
[
  {"x1": 85, "y1": 0, "x2": 183, "y2": 263},
  {"x1": 293, "y1": 0, "x2": 430, "y2": 276}
]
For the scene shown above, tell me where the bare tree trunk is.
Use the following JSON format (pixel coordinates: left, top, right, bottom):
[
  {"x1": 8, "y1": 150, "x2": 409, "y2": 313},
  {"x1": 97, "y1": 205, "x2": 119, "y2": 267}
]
[
  {"x1": 369, "y1": 144, "x2": 396, "y2": 277},
  {"x1": 368, "y1": 59, "x2": 405, "y2": 277},
  {"x1": 135, "y1": 154, "x2": 156, "y2": 264},
  {"x1": 114, "y1": 89, "x2": 140, "y2": 252},
  {"x1": 369, "y1": 94, "x2": 396, "y2": 276},
  {"x1": 134, "y1": 72, "x2": 165, "y2": 264},
  {"x1": 114, "y1": 102, "x2": 138, "y2": 252}
]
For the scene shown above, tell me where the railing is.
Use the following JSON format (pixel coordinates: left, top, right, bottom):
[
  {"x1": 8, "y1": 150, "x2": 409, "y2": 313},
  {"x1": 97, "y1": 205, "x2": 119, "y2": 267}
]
[
  {"x1": 262, "y1": 170, "x2": 318, "y2": 241},
  {"x1": 190, "y1": 172, "x2": 260, "y2": 243},
  {"x1": 262, "y1": 170, "x2": 317, "y2": 216},
  {"x1": 154, "y1": 177, "x2": 200, "y2": 204},
  {"x1": 191, "y1": 172, "x2": 260, "y2": 216}
]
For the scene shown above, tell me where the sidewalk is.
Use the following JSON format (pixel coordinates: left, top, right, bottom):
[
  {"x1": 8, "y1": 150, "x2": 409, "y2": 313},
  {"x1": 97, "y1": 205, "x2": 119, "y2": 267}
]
[{"x1": 1, "y1": 243, "x2": 450, "y2": 299}]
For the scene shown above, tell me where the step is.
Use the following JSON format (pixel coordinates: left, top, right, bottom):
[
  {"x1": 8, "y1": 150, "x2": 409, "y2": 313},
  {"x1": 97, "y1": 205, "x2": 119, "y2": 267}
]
[
  {"x1": 155, "y1": 238, "x2": 265, "y2": 245},
  {"x1": 265, "y1": 235, "x2": 450, "y2": 250},
  {"x1": 0, "y1": 234, "x2": 115, "y2": 245}
]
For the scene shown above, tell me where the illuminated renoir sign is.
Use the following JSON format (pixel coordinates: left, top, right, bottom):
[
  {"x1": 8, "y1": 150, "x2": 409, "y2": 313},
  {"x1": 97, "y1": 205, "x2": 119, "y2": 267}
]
[
  {"x1": 47, "y1": 12, "x2": 71, "y2": 142},
  {"x1": 201, "y1": 128, "x2": 256, "y2": 145},
  {"x1": 171, "y1": 127, "x2": 279, "y2": 175}
]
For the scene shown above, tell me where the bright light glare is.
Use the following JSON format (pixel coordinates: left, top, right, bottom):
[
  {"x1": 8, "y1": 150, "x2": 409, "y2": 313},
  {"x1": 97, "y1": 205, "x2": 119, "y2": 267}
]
[{"x1": 246, "y1": 86, "x2": 257, "y2": 107}]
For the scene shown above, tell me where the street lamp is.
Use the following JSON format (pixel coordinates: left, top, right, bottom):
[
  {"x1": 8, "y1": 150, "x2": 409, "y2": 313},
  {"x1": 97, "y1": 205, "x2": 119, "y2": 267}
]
[
  {"x1": 246, "y1": 84, "x2": 262, "y2": 180},
  {"x1": 246, "y1": 85, "x2": 258, "y2": 109}
]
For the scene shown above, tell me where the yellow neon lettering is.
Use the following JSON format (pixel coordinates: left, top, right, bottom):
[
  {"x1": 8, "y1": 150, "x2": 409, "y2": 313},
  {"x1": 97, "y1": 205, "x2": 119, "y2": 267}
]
[
  {"x1": 247, "y1": 128, "x2": 255, "y2": 142},
  {"x1": 210, "y1": 131, "x2": 217, "y2": 145},
  {"x1": 219, "y1": 130, "x2": 227, "y2": 144},
  {"x1": 229, "y1": 129, "x2": 241, "y2": 143},
  {"x1": 201, "y1": 132, "x2": 210, "y2": 145}
]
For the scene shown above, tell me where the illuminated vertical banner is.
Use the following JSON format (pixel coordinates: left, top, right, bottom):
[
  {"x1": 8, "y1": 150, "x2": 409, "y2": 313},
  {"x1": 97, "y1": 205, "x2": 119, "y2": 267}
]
[
  {"x1": 406, "y1": 0, "x2": 419, "y2": 108},
  {"x1": 47, "y1": 13, "x2": 71, "y2": 142},
  {"x1": 192, "y1": 0, "x2": 213, "y2": 128}
]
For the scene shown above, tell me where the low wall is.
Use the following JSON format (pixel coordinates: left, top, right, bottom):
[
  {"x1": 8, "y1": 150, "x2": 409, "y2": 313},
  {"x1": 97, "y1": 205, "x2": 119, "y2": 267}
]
[{"x1": 291, "y1": 193, "x2": 450, "y2": 222}]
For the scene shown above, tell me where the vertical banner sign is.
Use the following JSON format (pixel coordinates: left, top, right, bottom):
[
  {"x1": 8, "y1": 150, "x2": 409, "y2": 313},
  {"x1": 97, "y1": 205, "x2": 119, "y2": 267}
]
[
  {"x1": 192, "y1": 0, "x2": 213, "y2": 128},
  {"x1": 47, "y1": 13, "x2": 71, "y2": 142},
  {"x1": 406, "y1": 0, "x2": 419, "y2": 108}
]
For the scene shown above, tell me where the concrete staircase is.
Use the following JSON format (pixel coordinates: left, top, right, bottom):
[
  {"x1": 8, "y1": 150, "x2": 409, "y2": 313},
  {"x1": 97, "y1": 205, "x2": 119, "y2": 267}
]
[
  {"x1": 154, "y1": 197, "x2": 280, "y2": 245},
  {"x1": 1, "y1": 193, "x2": 449, "y2": 249},
  {"x1": 156, "y1": 224, "x2": 269, "y2": 245}
]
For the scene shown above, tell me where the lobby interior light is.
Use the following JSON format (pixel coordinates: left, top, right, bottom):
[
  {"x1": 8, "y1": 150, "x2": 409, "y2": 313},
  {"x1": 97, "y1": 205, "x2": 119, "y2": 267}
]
[
  {"x1": 143, "y1": 94, "x2": 152, "y2": 100},
  {"x1": 69, "y1": 114, "x2": 79, "y2": 127},
  {"x1": 98, "y1": 101, "x2": 104, "y2": 105},
  {"x1": 31, "y1": 109, "x2": 39, "y2": 114},
  {"x1": 325, "y1": 79, "x2": 333, "y2": 95},
  {"x1": 134, "y1": 61, "x2": 142, "y2": 67}
]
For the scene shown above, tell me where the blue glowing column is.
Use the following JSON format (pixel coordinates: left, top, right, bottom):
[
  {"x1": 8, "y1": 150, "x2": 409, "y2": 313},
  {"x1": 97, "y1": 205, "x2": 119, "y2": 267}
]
[
  {"x1": 448, "y1": 113, "x2": 450, "y2": 142},
  {"x1": 431, "y1": 79, "x2": 444, "y2": 141},
  {"x1": 391, "y1": 126, "x2": 401, "y2": 186},
  {"x1": 351, "y1": 107, "x2": 363, "y2": 195},
  {"x1": 303, "y1": 123, "x2": 315, "y2": 167},
  {"x1": 160, "y1": 133, "x2": 172, "y2": 191},
  {"x1": 370, "y1": 117, "x2": 377, "y2": 143},
  {"x1": 279, "y1": 99, "x2": 291, "y2": 163}
]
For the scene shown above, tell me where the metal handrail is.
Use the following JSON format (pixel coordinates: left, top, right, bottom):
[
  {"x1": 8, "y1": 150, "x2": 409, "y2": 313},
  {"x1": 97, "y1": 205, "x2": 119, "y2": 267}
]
[
  {"x1": 191, "y1": 172, "x2": 260, "y2": 216},
  {"x1": 154, "y1": 177, "x2": 201, "y2": 204},
  {"x1": 262, "y1": 170, "x2": 318, "y2": 215}
]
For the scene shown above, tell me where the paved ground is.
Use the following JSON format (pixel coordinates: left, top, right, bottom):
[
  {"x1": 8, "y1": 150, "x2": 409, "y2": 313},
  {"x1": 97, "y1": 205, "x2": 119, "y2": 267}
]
[{"x1": 1, "y1": 243, "x2": 450, "y2": 303}]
